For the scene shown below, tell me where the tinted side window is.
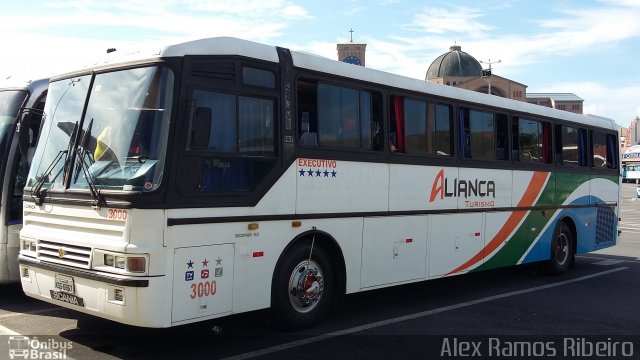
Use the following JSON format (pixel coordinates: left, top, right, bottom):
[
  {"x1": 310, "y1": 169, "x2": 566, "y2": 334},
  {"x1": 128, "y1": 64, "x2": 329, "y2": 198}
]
[
  {"x1": 560, "y1": 125, "x2": 579, "y2": 166},
  {"x1": 555, "y1": 125, "x2": 588, "y2": 167},
  {"x1": 400, "y1": 98, "x2": 452, "y2": 156},
  {"x1": 239, "y1": 96, "x2": 274, "y2": 154},
  {"x1": 460, "y1": 108, "x2": 507, "y2": 161},
  {"x1": 297, "y1": 79, "x2": 382, "y2": 151},
  {"x1": 191, "y1": 90, "x2": 237, "y2": 152},
  {"x1": 185, "y1": 89, "x2": 277, "y2": 193},
  {"x1": 318, "y1": 83, "x2": 359, "y2": 148},
  {"x1": 434, "y1": 104, "x2": 453, "y2": 156},
  {"x1": 515, "y1": 117, "x2": 551, "y2": 164},
  {"x1": 592, "y1": 131, "x2": 618, "y2": 169},
  {"x1": 404, "y1": 98, "x2": 428, "y2": 153},
  {"x1": 242, "y1": 67, "x2": 275, "y2": 88}
]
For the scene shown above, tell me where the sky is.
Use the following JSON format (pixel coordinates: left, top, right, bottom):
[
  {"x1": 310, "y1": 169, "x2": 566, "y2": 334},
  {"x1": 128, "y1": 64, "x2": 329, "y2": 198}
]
[{"x1": 1, "y1": 0, "x2": 639, "y2": 127}]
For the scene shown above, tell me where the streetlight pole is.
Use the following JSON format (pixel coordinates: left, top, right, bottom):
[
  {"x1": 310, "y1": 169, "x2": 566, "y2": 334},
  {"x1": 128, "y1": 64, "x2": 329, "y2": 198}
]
[{"x1": 480, "y1": 59, "x2": 501, "y2": 95}]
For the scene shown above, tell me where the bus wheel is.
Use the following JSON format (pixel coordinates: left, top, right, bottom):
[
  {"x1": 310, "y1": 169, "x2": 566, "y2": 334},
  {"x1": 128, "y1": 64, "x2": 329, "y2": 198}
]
[
  {"x1": 546, "y1": 221, "x2": 573, "y2": 275},
  {"x1": 272, "y1": 242, "x2": 334, "y2": 330}
]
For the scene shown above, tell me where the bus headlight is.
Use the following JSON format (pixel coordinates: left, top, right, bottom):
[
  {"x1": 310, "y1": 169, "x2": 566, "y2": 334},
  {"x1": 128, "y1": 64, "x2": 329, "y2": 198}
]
[
  {"x1": 95, "y1": 251, "x2": 148, "y2": 275},
  {"x1": 104, "y1": 254, "x2": 115, "y2": 267},
  {"x1": 115, "y1": 256, "x2": 126, "y2": 270},
  {"x1": 20, "y1": 239, "x2": 37, "y2": 257}
]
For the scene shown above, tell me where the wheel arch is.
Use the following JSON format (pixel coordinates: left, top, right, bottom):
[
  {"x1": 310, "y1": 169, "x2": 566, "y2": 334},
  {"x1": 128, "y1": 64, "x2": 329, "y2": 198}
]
[
  {"x1": 271, "y1": 228, "x2": 347, "y2": 299},
  {"x1": 557, "y1": 215, "x2": 577, "y2": 257}
]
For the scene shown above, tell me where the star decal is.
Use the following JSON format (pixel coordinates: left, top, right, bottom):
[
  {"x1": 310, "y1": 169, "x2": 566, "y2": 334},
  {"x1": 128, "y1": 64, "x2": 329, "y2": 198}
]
[
  {"x1": 186, "y1": 260, "x2": 194, "y2": 269},
  {"x1": 306, "y1": 168, "x2": 314, "y2": 176},
  {"x1": 315, "y1": 169, "x2": 322, "y2": 177},
  {"x1": 215, "y1": 257, "x2": 223, "y2": 266},
  {"x1": 324, "y1": 169, "x2": 329, "y2": 177},
  {"x1": 298, "y1": 168, "x2": 305, "y2": 176},
  {"x1": 202, "y1": 259, "x2": 209, "y2": 267},
  {"x1": 331, "y1": 170, "x2": 337, "y2": 177}
]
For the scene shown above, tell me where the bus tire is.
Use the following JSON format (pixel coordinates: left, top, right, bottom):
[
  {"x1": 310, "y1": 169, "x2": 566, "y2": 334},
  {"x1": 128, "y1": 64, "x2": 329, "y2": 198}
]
[
  {"x1": 546, "y1": 221, "x2": 573, "y2": 275},
  {"x1": 271, "y1": 242, "x2": 334, "y2": 330}
]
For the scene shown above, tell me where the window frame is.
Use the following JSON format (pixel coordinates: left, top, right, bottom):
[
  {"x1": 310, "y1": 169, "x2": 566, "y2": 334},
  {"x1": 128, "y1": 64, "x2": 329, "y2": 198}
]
[
  {"x1": 177, "y1": 57, "x2": 281, "y2": 200},
  {"x1": 512, "y1": 116, "x2": 552, "y2": 165},
  {"x1": 295, "y1": 78, "x2": 383, "y2": 152},
  {"x1": 458, "y1": 107, "x2": 509, "y2": 162},
  {"x1": 390, "y1": 95, "x2": 453, "y2": 157}
]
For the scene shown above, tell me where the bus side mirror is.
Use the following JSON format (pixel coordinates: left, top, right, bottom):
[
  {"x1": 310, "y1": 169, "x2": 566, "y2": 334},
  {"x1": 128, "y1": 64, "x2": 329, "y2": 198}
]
[
  {"x1": 191, "y1": 107, "x2": 211, "y2": 150},
  {"x1": 17, "y1": 111, "x2": 32, "y2": 155}
]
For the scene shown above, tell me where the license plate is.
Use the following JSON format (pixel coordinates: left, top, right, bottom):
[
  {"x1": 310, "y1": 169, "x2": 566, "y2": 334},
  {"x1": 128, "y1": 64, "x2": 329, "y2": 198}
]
[
  {"x1": 54, "y1": 274, "x2": 75, "y2": 294},
  {"x1": 50, "y1": 290, "x2": 85, "y2": 307}
]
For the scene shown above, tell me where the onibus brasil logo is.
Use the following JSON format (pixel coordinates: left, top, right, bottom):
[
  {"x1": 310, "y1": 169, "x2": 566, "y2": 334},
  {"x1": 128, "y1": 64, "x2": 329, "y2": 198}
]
[{"x1": 8, "y1": 336, "x2": 72, "y2": 359}]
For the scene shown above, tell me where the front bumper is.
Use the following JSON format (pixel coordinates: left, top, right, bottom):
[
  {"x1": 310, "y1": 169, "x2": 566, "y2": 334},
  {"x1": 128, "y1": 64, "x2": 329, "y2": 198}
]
[{"x1": 19, "y1": 256, "x2": 167, "y2": 328}]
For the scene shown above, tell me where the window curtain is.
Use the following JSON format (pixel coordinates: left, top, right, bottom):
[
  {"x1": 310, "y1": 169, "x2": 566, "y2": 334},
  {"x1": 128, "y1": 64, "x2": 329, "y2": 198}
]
[{"x1": 393, "y1": 96, "x2": 405, "y2": 152}]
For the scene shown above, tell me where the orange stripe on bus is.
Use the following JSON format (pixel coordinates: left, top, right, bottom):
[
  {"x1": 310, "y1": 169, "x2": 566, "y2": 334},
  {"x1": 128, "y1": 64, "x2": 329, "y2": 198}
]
[{"x1": 445, "y1": 171, "x2": 549, "y2": 276}]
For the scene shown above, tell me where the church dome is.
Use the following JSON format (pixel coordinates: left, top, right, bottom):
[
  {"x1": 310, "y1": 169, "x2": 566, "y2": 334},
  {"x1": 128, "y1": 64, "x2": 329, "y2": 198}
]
[{"x1": 426, "y1": 45, "x2": 482, "y2": 79}]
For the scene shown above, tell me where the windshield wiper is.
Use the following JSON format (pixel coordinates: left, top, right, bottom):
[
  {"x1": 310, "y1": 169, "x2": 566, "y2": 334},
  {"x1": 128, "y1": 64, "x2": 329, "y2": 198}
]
[
  {"x1": 31, "y1": 150, "x2": 67, "y2": 206},
  {"x1": 31, "y1": 121, "x2": 79, "y2": 206},
  {"x1": 74, "y1": 118, "x2": 93, "y2": 182},
  {"x1": 73, "y1": 119, "x2": 105, "y2": 209}
]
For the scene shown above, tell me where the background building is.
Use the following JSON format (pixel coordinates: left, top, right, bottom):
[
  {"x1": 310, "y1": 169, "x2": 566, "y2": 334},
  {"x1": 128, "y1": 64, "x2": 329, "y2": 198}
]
[
  {"x1": 628, "y1": 117, "x2": 640, "y2": 145},
  {"x1": 335, "y1": 39, "x2": 636, "y2": 139},
  {"x1": 337, "y1": 29, "x2": 366, "y2": 66},
  {"x1": 424, "y1": 44, "x2": 585, "y2": 115},
  {"x1": 526, "y1": 93, "x2": 583, "y2": 114},
  {"x1": 425, "y1": 45, "x2": 527, "y2": 101}
]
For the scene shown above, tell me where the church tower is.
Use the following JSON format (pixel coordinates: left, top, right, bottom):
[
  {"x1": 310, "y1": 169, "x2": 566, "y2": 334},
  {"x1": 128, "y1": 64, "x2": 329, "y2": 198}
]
[{"x1": 337, "y1": 29, "x2": 366, "y2": 66}]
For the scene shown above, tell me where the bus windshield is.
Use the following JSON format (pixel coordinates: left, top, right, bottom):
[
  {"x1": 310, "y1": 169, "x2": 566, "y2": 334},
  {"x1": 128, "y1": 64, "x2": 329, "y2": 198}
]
[
  {"x1": 27, "y1": 66, "x2": 174, "y2": 194},
  {"x1": 0, "y1": 90, "x2": 28, "y2": 185}
]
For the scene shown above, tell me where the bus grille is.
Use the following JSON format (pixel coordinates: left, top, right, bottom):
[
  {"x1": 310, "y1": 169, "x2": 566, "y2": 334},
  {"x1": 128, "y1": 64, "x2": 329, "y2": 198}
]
[
  {"x1": 595, "y1": 206, "x2": 616, "y2": 244},
  {"x1": 37, "y1": 240, "x2": 92, "y2": 268}
]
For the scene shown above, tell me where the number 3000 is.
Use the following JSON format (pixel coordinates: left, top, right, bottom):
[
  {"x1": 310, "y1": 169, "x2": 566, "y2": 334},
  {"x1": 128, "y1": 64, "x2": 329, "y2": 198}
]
[{"x1": 190, "y1": 281, "x2": 217, "y2": 299}]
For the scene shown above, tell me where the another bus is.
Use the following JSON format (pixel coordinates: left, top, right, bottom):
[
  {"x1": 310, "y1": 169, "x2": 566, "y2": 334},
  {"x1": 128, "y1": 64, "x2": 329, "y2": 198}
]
[
  {"x1": 0, "y1": 79, "x2": 47, "y2": 283},
  {"x1": 18, "y1": 37, "x2": 619, "y2": 329},
  {"x1": 622, "y1": 163, "x2": 640, "y2": 183},
  {"x1": 622, "y1": 145, "x2": 640, "y2": 183}
]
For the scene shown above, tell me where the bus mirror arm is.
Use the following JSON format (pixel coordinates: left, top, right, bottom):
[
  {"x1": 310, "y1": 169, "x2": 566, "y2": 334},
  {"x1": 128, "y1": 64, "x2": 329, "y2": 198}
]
[
  {"x1": 16, "y1": 107, "x2": 45, "y2": 155},
  {"x1": 17, "y1": 110, "x2": 32, "y2": 155}
]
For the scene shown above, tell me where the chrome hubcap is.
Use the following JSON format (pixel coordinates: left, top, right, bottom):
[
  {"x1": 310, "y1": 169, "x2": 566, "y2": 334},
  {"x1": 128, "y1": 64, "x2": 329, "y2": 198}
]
[
  {"x1": 288, "y1": 260, "x2": 324, "y2": 313},
  {"x1": 555, "y1": 233, "x2": 569, "y2": 265}
]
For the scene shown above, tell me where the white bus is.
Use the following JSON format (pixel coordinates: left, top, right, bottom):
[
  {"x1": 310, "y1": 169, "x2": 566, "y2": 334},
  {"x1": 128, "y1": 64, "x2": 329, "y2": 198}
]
[
  {"x1": 0, "y1": 79, "x2": 47, "y2": 283},
  {"x1": 622, "y1": 145, "x2": 640, "y2": 183},
  {"x1": 19, "y1": 37, "x2": 619, "y2": 329}
]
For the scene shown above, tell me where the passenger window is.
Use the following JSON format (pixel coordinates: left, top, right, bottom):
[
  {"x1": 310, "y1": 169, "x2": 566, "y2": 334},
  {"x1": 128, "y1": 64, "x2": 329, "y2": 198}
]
[
  {"x1": 184, "y1": 88, "x2": 277, "y2": 193},
  {"x1": 460, "y1": 108, "x2": 507, "y2": 160},
  {"x1": 318, "y1": 83, "x2": 359, "y2": 148},
  {"x1": 189, "y1": 90, "x2": 236, "y2": 152},
  {"x1": 592, "y1": 131, "x2": 607, "y2": 168},
  {"x1": 592, "y1": 131, "x2": 618, "y2": 169},
  {"x1": 514, "y1": 117, "x2": 551, "y2": 164},
  {"x1": 390, "y1": 97, "x2": 452, "y2": 156},
  {"x1": 555, "y1": 125, "x2": 588, "y2": 167},
  {"x1": 238, "y1": 96, "x2": 274, "y2": 154},
  {"x1": 242, "y1": 67, "x2": 275, "y2": 89},
  {"x1": 559, "y1": 125, "x2": 579, "y2": 166},
  {"x1": 188, "y1": 90, "x2": 275, "y2": 155},
  {"x1": 296, "y1": 79, "x2": 381, "y2": 150},
  {"x1": 578, "y1": 128, "x2": 589, "y2": 166}
]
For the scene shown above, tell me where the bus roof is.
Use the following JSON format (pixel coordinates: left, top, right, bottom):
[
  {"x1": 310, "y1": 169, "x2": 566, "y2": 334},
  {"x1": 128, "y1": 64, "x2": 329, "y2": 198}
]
[
  {"x1": 0, "y1": 78, "x2": 49, "y2": 93},
  {"x1": 55, "y1": 37, "x2": 617, "y2": 132}
]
